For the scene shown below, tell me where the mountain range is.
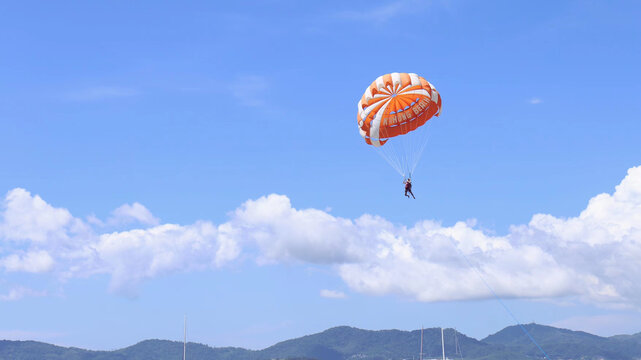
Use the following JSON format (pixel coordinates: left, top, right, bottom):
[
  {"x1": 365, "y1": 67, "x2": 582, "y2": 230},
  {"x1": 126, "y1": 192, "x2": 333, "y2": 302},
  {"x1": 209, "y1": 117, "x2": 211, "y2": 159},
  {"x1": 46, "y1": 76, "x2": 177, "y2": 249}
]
[{"x1": 2, "y1": 324, "x2": 641, "y2": 360}]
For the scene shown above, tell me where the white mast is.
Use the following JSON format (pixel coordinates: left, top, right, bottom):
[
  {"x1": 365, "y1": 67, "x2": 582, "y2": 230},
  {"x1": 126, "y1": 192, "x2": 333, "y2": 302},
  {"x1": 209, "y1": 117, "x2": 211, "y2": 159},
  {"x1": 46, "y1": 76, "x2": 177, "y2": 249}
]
[
  {"x1": 183, "y1": 316, "x2": 187, "y2": 360},
  {"x1": 420, "y1": 327, "x2": 423, "y2": 360},
  {"x1": 441, "y1": 328, "x2": 445, "y2": 360}
]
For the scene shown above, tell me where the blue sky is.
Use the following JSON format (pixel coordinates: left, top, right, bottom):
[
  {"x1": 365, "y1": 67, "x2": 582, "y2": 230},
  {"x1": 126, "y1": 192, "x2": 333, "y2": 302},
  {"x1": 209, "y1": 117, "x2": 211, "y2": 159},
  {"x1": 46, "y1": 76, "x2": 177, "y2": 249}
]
[{"x1": 1, "y1": 0, "x2": 641, "y2": 352}]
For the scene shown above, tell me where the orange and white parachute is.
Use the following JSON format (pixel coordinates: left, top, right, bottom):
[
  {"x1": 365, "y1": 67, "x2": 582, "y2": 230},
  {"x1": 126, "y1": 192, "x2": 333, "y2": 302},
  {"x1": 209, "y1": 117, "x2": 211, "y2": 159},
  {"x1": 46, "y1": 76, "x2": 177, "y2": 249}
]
[{"x1": 357, "y1": 72, "x2": 442, "y2": 178}]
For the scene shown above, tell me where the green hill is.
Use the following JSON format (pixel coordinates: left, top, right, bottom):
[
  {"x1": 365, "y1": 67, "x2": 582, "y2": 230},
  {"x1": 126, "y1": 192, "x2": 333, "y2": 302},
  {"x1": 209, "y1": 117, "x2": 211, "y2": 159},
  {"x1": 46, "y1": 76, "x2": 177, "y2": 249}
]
[
  {"x1": 483, "y1": 323, "x2": 641, "y2": 360},
  {"x1": 260, "y1": 326, "x2": 495, "y2": 360},
  {"x1": 2, "y1": 324, "x2": 641, "y2": 360}
]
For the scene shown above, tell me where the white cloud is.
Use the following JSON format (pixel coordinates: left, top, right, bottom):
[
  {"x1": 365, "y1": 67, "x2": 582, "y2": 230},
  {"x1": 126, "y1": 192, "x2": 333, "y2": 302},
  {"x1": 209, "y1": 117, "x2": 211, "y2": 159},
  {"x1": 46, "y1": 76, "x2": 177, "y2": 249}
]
[
  {"x1": 320, "y1": 289, "x2": 347, "y2": 299},
  {"x1": 94, "y1": 222, "x2": 239, "y2": 294},
  {"x1": 1, "y1": 250, "x2": 54, "y2": 273},
  {"x1": 0, "y1": 190, "x2": 240, "y2": 295},
  {"x1": 529, "y1": 98, "x2": 542, "y2": 104},
  {"x1": 229, "y1": 194, "x2": 371, "y2": 264},
  {"x1": 0, "y1": 188, "x2": 87, "y2": 244},
  {"x1": 2, "y1": 166, "x2": 641, "y2": 307},
  {"x1": 62, "y1": 86, "x2": 139, "y2": 101},
  {"x1": 108, "y1": 202, "x2": 159, "y2": 226},
  {"x1": 334, "y1": 168, "x2": 641, "y2": 306},
  {"x1": 222, "y1": 166, "x2": 641, "y2": 307}
]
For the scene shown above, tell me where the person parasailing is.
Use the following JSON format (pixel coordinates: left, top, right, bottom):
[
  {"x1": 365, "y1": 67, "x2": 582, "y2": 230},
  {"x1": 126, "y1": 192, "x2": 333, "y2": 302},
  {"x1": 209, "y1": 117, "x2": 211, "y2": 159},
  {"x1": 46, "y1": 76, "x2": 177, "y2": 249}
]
[
  {"x1": 356, "y1": 72, "x2": 442, "y2": 195},
  {"x1": 403, "y1": 178, "x2": 415, "y2": 199}
]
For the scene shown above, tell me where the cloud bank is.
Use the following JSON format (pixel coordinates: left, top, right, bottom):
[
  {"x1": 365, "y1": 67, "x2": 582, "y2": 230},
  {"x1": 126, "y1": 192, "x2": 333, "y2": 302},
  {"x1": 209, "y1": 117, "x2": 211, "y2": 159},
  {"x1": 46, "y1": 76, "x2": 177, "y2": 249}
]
[{"x1": 2, "y1": 166, "x2": 641, "y2": 307}]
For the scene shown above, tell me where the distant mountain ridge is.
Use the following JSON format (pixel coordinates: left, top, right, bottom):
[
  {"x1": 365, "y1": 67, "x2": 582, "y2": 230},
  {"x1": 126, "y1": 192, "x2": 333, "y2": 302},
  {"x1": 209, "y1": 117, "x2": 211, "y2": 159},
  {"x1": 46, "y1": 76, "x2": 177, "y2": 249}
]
[
  {"x1": 482, "y1": 324, "x2": 641, "y2": 360},
  {"x1": 2, "y1": 324, "x2": 641, "y2": 360}
]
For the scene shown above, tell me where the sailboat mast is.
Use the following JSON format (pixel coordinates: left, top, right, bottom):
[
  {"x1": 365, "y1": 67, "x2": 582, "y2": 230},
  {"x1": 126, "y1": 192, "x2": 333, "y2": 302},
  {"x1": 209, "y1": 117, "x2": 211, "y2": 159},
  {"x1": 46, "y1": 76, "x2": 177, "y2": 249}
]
[
  {"x1": 420, "y1": 327, "x2": 423, "y2": 360},
  {"x1": 183, "y1": 316, "x2": 187, "y2": 360},
  {"x1": 441, "y1": 328, "x2": 445, "y2": 360}
]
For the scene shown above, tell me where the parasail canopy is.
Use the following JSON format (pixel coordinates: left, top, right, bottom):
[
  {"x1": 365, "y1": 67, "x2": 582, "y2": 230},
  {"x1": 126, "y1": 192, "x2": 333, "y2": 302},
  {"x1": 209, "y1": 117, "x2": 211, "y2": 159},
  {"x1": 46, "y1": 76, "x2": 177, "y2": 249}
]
[{"x1": 356, "y1": 72, "x2": 442, "y2": 178}]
